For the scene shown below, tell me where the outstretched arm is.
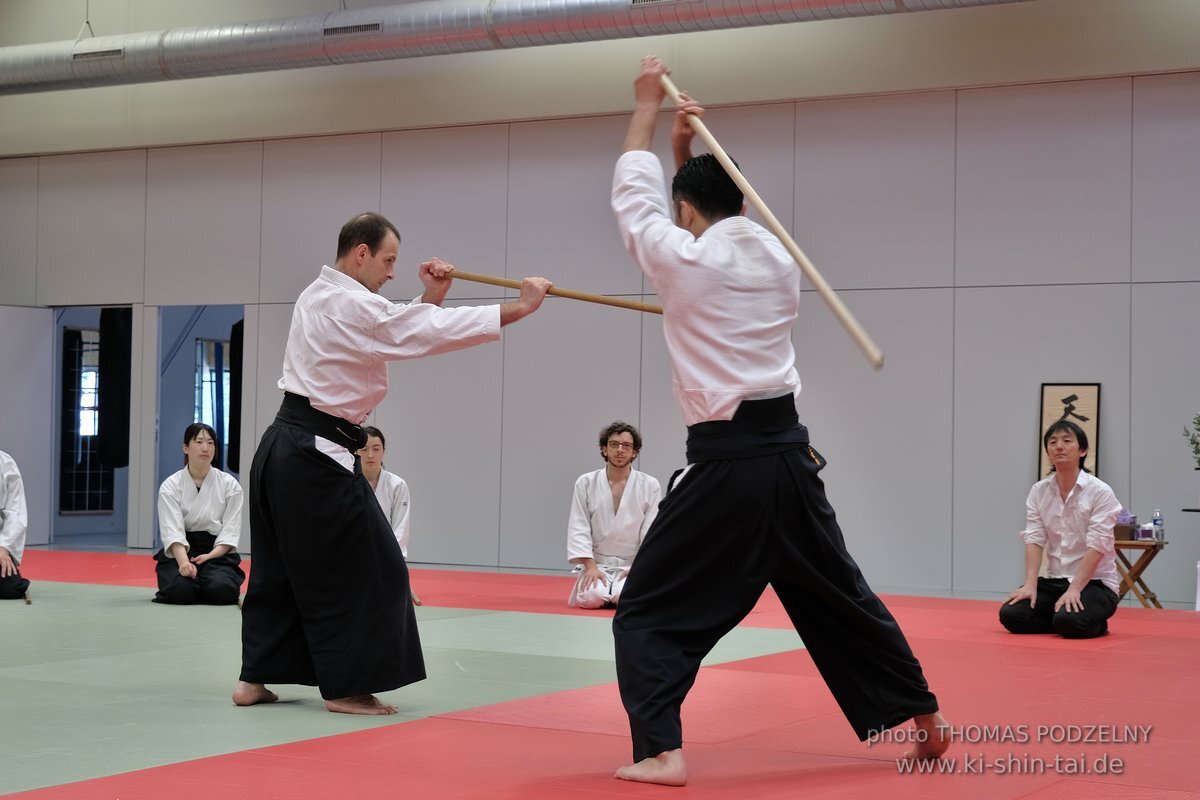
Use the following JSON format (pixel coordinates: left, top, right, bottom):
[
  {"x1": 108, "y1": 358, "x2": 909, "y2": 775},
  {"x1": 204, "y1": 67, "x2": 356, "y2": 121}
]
[
  {"x1": 500, "y1": 277, "x2": 553, "y2": 326},
  {"x1": 419, "y1": 257, "x2": 551, "y2": 326}
]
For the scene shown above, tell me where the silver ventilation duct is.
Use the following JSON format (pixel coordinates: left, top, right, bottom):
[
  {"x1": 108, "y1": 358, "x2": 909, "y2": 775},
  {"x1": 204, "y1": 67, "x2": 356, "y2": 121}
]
[{"x1": 0, "y1": 0, "x2": 1033, "y2": 95}]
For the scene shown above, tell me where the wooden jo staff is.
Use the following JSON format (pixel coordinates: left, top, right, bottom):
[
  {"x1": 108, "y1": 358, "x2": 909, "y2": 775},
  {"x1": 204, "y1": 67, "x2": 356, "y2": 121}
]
[
  {"x1": 449, "y1": 270, "x2": 662, "y2": 315},
  {"x1": 660, "y1": 74, "x2": 885, "y2": 370}
]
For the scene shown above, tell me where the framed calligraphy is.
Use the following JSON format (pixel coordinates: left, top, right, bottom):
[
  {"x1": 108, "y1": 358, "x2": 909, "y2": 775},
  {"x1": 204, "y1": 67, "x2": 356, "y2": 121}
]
[{"x1": 1038, "y1": 383, "x2": 1100, "y2": 478}]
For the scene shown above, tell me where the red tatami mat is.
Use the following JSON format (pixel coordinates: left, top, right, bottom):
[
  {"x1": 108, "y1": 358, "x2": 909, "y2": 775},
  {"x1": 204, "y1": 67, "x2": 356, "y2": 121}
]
[
  {"x1": 10, "y1": 607, "x2": 1200, "y2": 800},
  {"x1": 2, "y1": 715, "x2": 916, "y2": 800},
  {"x1": 22, "y1": 549, "x2": 167, "y2": 588},
  {"x1": 16, "y1": 550, "x2": 1200, "y2": 798}
]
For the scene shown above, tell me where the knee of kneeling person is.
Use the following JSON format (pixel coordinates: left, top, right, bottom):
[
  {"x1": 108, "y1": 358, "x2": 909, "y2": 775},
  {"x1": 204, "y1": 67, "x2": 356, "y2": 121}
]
[
  {"x1": 1052, "y1": 611, "x2": 1101, "y2": 639},
  {"x1": 997, "y1": 602, "x2": 1027, "y2": 631},
  {"x1": 0, "y1": 579, "x2": 29, "y2": 600},
  {"x1": 573, "y1": 585, "x2": 611, "y2": 609},
  {"x1": 201, "y1": 584, "x2": 242, "y2": 606},
  {"x1": 155, "y1": 581, "x2": 201, "y2": 605},
  {"x1": 608, "y1": 581, "x2": 628, "y2": 607}
]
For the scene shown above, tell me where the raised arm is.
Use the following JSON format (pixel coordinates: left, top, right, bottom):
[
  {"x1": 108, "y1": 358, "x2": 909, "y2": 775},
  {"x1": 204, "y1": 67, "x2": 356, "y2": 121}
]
[
  {"x1": 622, "y1": 56, "x2": 668, "y2": 153},
  {"x1": 670, "y1": 93, "x2": 705, "y2": 170}
]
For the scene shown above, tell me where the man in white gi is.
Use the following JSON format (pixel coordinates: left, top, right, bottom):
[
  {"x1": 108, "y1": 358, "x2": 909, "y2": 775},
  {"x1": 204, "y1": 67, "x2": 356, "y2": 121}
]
[
  {"x1": 234, "y1": 212, "x2": 551, "y2": 716},
  {"x1": 567, "y1": 421, "x2": 661, "y2": 609},
  {"x1": 0, "y1": 449, "x2": 30, "y2": 602},
  {"x1": 608, "y1": 56, "x2": 949, "y2": 786}
]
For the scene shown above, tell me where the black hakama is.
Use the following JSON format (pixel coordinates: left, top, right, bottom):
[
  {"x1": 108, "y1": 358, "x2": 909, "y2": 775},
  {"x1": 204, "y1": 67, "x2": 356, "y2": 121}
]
[
  {"x1": 239, "y1": 393, "x2": 425, "y2": 700},
  {"x1": 151, "y1": 530, "x2": 244, "y2": 605},
  {"x1": 613, "y1": 395, "x2": 939, "y2": 762},
  {"x1": 998, "y1": 577, "x2": 1118, "y2": 638},
  {"x1": 0, "y1": 569, "x2": 29, "y2": 600}
]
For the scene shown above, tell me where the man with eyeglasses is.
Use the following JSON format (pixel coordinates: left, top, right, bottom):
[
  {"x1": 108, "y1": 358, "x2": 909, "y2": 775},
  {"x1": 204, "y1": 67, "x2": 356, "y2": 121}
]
[{"x1": 566, "y1": 421, "x2": 661, "y2": 609}]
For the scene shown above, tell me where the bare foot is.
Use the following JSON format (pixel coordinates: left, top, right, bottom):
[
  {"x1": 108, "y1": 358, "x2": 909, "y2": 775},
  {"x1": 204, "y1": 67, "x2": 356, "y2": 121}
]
[
  {"x1": 902, "y1": 712, "x2": 951, "y2": 761},
  {"x1": 614, "y1": 749, "x2": 687, "y2": 786},
  {"x1": 232, "y1": 681, "x2": 279, "y2": 706},
  {"x1": 411, "y1": 590, "x2": 422, "y2": 606},
  {"x1": 324, "y1": 694, "x2": 398, "y2": 715}
]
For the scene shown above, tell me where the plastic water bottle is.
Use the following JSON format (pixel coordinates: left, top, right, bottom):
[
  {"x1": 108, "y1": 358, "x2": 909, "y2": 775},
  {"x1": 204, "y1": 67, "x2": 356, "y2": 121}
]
[{"x1": 1152, "y1": 509, "x2": 1165, "y2": 542}]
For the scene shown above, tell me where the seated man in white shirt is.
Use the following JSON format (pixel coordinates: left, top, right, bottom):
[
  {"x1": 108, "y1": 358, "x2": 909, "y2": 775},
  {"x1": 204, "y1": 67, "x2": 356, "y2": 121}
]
[
  {"x1": 567, "y1": 422, "x2": 661, "y2": 609},
  {"x1": 0, "y1": 449, "x2": 31, "y2": 602},
  {"x1": 1000, "y1": 419, "x2": 1121, "y2": 639}
]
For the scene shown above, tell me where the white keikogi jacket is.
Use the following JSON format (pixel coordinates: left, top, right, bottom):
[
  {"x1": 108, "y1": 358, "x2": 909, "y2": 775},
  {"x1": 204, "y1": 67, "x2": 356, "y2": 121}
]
[
  {"x1": 372, "y1": 470, "x2": 411, "y2": 557},
  {"x1": 157, "y1": 467, "x2": 243, "y2": 553},
  {"x1": 567, "y1": 469, "x2": 662, "y2": 569},
  {"x1": 0, "y1": 451, "x2": 27, "y2": 564}
]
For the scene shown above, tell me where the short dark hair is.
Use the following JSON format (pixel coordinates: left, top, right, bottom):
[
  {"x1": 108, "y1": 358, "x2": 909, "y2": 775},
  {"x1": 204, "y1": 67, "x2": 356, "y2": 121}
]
[
  {"x1": 362, "y1": 425, "x2": 386, "y2": 449},
  {"x1": 598, "y1": 421, "x2": 643, "y2": 453},
  {"x1": 182, "y1": 422, "x2": 218, "y2": 466},
  {"x1": 672, "y1": 153, "x2": 744, "y2": 221},
  {"x1": 336, "y1": 213, "x2": 400, "y2": 260},
  {"x1": 1043, "y1": 419, "x2": 1089, "y2": 473}
]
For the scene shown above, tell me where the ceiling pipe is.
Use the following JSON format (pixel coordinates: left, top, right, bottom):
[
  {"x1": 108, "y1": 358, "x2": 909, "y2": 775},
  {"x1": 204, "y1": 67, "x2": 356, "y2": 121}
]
[{"x1": 0, "y1": 0, "x2": 1034, "y2": 95}]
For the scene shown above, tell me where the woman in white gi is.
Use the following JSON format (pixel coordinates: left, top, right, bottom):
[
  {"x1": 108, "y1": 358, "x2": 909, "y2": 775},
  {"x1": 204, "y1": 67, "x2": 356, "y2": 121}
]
[
  {"x1": 152, "y1": 423, "x2": 245, "y2": 605},
  {"x1": 359, "y1": 426, "x2": 420, "y2": 605},
  {"x1": 567, "y1": 421, "x2": 661, "y2": 608},
  {"x1": 0, "y1": 449, "x2": 31, "y2": 601}
]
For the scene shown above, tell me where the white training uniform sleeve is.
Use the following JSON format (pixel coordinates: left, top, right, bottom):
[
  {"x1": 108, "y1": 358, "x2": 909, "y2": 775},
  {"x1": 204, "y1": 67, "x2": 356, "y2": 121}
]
[
  {"x1": 157, "y1": 470, "x2": 190, "y2": 554},
  {"x1": 374, "y1": 471, "x2": 411, "y2": 557},
  {"x1": 0, "y1": 452, "x2": 29, "y2": 564},
  {"x1": 566, "y1": 471, "x2": 599, "y2": 563}
]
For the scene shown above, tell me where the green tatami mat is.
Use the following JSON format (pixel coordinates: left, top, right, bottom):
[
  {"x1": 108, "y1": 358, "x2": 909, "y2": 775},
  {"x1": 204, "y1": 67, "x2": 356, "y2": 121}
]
[{"x1": 1, "y1": 581, "x2": 803, "y2": 795}]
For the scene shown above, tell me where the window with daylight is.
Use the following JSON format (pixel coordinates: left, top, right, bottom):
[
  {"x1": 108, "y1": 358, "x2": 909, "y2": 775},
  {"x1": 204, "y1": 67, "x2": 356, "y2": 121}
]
[
  {"x1": 195, "y1": 338, "x2": 231, "y2": 469},
  {"x1": 59, "y1": 328, "x2": 114, "y2": 513}
]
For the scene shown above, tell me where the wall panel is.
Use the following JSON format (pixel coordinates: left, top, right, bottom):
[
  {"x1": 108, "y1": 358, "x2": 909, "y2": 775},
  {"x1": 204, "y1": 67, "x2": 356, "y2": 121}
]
[
  {"x1": 260, "y1": 134, "x2": 383, "y2": 303},
  {"x1": 381, "y1": 126, "x2": 510, "y2": 302},
  {"x1": 1132, "y1": 72, "x2": 1200, "y2": 283},
  {"x1": 36, "y1": 150, "x2": 147, "y2": 306},
  {"x1": 956, "y1": 79, "x2": 1132, "y2": 287},
  {"x1": 0, "y1": 158, "x2": 38, "y2": 306},
  {"x1": 508, "y1": 115, "x2": 643, "y2": 298},
  {"x1": 1130, "y1": 282, "x2": 1200, "y2": 605},
  {"x1": 145, "y1": 142, "x2": 264, "y2": 305},
  {"x1": 794, "y1": 92, "x2": 956, "y2": 290}
]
